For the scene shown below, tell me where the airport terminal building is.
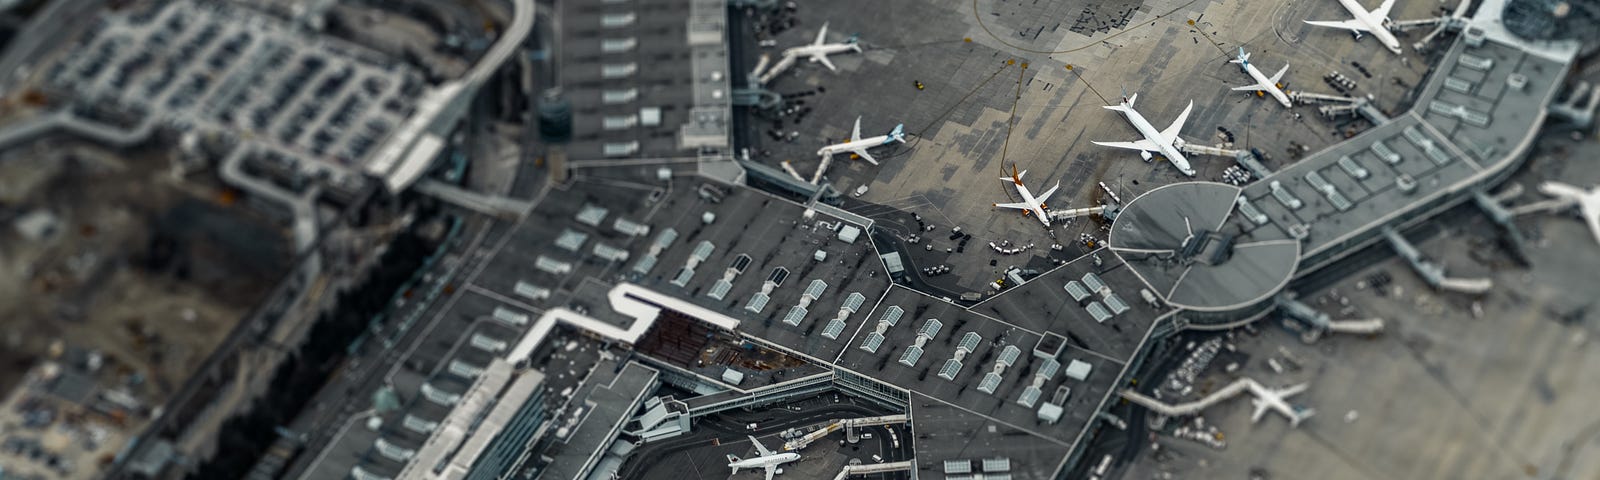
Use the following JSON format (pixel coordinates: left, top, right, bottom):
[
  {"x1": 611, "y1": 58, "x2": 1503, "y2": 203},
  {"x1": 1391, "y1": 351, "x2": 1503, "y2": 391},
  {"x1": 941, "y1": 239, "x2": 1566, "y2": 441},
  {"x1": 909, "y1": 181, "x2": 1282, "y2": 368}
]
[{"x1": 150, "y1": 0, "x2": 1582, "y2": 479}]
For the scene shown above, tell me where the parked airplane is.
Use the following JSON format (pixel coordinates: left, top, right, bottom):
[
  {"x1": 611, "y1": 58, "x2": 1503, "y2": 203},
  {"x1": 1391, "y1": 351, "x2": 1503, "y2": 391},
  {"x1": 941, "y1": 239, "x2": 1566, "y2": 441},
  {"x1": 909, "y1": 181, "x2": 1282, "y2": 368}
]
[
  {"x1": 1246, "y1": 381, "x2": 1315, "y2": 427},
  {"x1": 727, "y1": 435, "x2": 801, "y2": 480},
  {"x1": 1092, "y1": 93, "x2": 1198, "y2": 176},
  {"x1": 781, "y1": 22, "x2": 861, "y2": 72},
  {"x1": 993, "y1": 165, "x2": 1060, "y2": 227},
  {"x1": 1304, "y1": 0, "x2": 1405, "y2": 55},
  {"x1": 1229, "y1": 47, "x2": 1293, "y2": 108},
  {"x1": 816, "y1": 116, "x2": 905, "y2": 166},
  {"x1": 1537, "y1": 181, "x2": 1600, "y2": 246}
]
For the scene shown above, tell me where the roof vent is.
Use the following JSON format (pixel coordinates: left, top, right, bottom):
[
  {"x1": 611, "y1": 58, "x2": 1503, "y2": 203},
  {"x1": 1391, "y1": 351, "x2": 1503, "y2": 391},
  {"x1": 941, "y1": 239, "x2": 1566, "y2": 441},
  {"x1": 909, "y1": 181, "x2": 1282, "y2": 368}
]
[{"x1": 1506, "y1": 73, "x2": 1528, "y2": 91}]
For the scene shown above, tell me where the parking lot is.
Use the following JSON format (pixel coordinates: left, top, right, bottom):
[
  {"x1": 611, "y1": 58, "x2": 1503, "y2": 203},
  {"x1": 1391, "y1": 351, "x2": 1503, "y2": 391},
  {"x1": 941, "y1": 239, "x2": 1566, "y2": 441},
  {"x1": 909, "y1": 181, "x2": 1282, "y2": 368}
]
[{"x1": 36, "y1": 0, "x2": 424, "y2": 177}]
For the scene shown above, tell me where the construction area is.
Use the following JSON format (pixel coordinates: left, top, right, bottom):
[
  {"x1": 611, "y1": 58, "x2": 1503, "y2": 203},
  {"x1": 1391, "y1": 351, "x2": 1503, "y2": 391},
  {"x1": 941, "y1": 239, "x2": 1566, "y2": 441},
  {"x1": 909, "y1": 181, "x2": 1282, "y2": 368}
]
[{"x1": 0, "y1": 138, "x2": 292, "y2": 479}]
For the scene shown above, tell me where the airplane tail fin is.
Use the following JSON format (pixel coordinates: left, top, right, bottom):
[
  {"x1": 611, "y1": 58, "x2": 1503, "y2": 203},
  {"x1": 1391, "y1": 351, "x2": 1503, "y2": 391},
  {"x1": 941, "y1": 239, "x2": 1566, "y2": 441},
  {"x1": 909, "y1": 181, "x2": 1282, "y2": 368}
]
[
  {"x1": 1292, "y1": 408, "x2": 1317, "y2": 427},
  {"x1": 726, "y1": 454, "x2": 742, "y2": 465},
  {"x1": 1109, "y1": 91, "x2": 1137, "y2": 111},
  {"x1": 889, "y1": 124, "x2": 905, "y2": 143},
  {"x1": 1001, "y1": 165, "x2": 1025, "y2": 185}
]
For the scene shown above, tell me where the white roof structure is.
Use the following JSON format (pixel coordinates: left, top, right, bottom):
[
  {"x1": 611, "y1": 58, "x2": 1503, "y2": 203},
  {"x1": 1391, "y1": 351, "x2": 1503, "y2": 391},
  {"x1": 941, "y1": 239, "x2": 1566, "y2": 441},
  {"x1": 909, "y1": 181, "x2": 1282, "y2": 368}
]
[
  {"x1": 395, "y1": 361, "x2": 545, "y2": 480},
  {"x1": 1065, "y1": 359, "x2": 1093, "y2": 381},
  {"x1": 838, "y1": 224, "x2": 861, "y2": 243}
]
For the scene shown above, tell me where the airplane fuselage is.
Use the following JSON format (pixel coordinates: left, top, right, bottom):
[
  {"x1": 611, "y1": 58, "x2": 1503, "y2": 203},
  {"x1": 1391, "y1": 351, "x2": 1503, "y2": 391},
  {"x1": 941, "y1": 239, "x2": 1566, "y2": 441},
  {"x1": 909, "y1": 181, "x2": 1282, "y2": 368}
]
[
  {"x1": 1012, "y1": 183, "x2": 1051, "y2": 227},
  {"x1": 1115, "y1": 107, "x2": 1195, "y2": 175},
  {"x1": 1338, "y1": 0, "x2": 1404, "y2": 54},
  {"x1": 729, "y1": 453, "x2": 801, "y2": 472},
  {"x1": 787, "y1": 44, "x2": 858, "y2": 60},
  {"x1": 1240, "y1": 61, "x2": 1294, "y2": 107},
  {"x1": 818, "y1": 135, "x2": 893, "y2": 158}
]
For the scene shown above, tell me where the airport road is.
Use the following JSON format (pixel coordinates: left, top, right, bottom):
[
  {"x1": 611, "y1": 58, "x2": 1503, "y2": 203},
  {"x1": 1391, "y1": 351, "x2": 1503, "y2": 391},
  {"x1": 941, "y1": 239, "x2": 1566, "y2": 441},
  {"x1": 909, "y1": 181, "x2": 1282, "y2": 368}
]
[{"x1": 0, "y1": 0, "x2": 106, "y2": 95}]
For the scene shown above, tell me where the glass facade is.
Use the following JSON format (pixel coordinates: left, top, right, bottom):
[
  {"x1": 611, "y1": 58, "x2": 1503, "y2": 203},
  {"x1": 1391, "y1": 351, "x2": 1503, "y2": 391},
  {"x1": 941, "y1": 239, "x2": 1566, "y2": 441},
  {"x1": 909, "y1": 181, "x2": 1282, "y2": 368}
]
[{"x1": 465, "y1": 385, "x2": 548, "y2": 480}]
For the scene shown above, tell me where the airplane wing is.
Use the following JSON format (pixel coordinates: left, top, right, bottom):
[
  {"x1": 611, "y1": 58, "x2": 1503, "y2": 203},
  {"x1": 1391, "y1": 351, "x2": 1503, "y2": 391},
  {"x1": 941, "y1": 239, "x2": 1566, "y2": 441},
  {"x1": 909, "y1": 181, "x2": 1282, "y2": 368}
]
[
  {"x1": 814, "y1": 53, "x2": 837, "y2": 72},
  {"x1": 1160, "y1": 101, "x2": 1193, "y2": 140},
  {"x1": 1539, "y1": 182, "x2": 1586, "y2": 199},
  {"x1": 1093, "y1": 139, "x2": 1161, "y2": 151},
  {"x1": 1268, "y1": 64, "x2": 1289, "y2": 84},
  {"x1": 748, "y1": 436, "x2": 773, "y2": 457},
  {"x1": 1583, "y1": 207, "x2": 1600, "y2": 247},
  {"x1": 1303, "y1": 19, "x2": 1372, "y2": 33},
  {"x1": 850, "y1": 117, "x2": 862, "y2": 141},
  {"x1": 814, "y1": 23, "x2": 829, "y2": 46},
  {"x1": 764, "y1": 465, "x2": 777, "y2": 480},
  {"x1": 1035, "y1": 182, "x2": 1061, "y2": 205},
  {"x1": 993, "y1": 202, "x2": 1032, "y2": 210},
  {"x1": 1232, "y1": 84, "x2": 1268, "y2": 92},
  {"x1": 1250, "y1": 399, "x2": 1269, "y2": 423},
  {"x1": 853, "y1": 148, "x2": 879, "y2": 165},
  {"x1": 1371, "y1": 0, "x2": 1396, "y2": 19}
]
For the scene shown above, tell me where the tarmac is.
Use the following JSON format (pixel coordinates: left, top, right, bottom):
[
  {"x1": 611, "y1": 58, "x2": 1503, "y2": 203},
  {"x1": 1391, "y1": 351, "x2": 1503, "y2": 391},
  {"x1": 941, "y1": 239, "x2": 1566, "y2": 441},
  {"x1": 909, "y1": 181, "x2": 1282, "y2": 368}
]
[
  {"x1": 623, "y1": 392, "x2": 910, "y2": 480},
  {"x1": 733, "y1": 0, "x2": 1440, "y2": 295}
]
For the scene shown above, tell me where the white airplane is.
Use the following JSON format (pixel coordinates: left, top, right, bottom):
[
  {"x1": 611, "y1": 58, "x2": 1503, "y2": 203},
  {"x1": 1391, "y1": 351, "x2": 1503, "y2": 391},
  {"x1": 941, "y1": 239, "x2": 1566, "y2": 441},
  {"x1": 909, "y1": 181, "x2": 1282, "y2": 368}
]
[
  {"x1": 1247, "y1": 381, "x2": 1315, "y2": 427},
  {"x1": 816, "y1": 116, "x2": 905, "y2": 166},
  {"x1": 781, "y1": 22, "x2": 861, "y2": 72},
  {"x1": 727, "y1": 435, "x2": 801, "y2": 480},
  {"x1": 1229, "y1": 47, "x2": 1293, "y2": 108},
  {"x1": 1537, "y1": 181, "x2": 1600, "y2": 246},
  {"x1": 993, "y1": 165, "x2": 1060, "y2": 227},
  {"x1": 1093, "y1": 94, "x2": 1198, "y2": 176},
  {"x1": 1304, "y1": 0, "x2": 1405, "y2": 55}
]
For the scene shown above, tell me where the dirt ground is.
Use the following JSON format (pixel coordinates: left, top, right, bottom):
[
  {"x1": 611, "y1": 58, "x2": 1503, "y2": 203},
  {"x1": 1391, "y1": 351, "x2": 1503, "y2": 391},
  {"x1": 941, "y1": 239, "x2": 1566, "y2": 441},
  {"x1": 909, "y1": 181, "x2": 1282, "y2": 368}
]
[{"x1": 0, "y1": 139, "x2": 291, "y2": 402}]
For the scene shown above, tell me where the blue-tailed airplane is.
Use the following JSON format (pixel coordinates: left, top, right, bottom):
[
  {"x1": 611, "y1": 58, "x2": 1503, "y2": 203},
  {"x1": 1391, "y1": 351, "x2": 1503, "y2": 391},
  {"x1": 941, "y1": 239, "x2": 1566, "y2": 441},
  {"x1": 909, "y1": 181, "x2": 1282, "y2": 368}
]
[
  {"x1": 816, "y1": 116, "x2": 905, "y2": 166},
  {"x1": 1229, "y1": 47, "x2": 1293, "y2": 108}
]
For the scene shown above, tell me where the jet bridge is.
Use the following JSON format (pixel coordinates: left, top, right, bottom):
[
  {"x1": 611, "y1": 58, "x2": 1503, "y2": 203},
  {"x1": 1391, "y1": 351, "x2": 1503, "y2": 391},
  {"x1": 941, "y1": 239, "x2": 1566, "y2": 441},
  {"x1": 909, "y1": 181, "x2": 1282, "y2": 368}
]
[
  {"x1": 1178, "y1": 143, "x2": 1243, "y2": 158},
  {"x1": 1122, "y1": 377, "x2": 1252, "y2": 417},
  {"x1": 1471, "y1": 190, "x2": 1532, "y2": 265},
  {"x1": 831, "y1": 461, "x2": 914, "y2": 480},
  {"x1": 1382, "y1": 227, "x2": 1493, "y2": 294},
  {"x1": 1275, "y1": 293, "x2": 1385, "y2": 343},
  {"x1": 1289, "y1": 91, "x2": 1390, "y2": 124},
  {"x1": 1046, "y1": 205, "x2": 1108, "y2": 221},
  {"x1": 1120, "y1": 377, "x2": 1311, "y2": 424},
  {"x1": 781, "y1": 414, "x2": 909, "y2": 451}
]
